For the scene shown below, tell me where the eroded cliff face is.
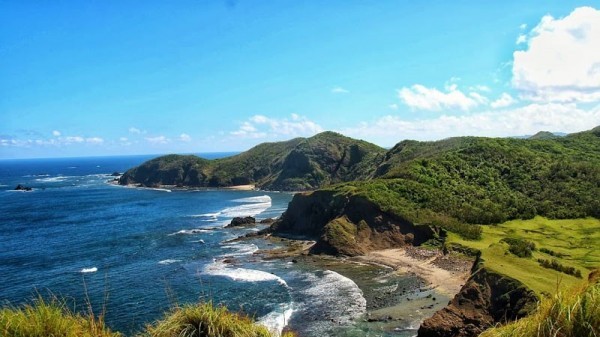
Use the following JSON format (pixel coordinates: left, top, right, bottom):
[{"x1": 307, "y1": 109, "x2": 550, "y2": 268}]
[
  {"x1": 270, "y1": 190, "x2": 436, "y2": 256},
  {"x1": 418, "y1": 266, "x2": 538, "y2": 337}
]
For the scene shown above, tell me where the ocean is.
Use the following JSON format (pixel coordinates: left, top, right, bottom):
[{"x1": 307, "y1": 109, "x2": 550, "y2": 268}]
[{"x1": 0, "y1": 154, "x2": 433, "y2": 337}]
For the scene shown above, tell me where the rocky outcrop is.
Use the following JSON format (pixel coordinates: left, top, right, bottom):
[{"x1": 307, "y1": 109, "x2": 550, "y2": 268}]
[
  {"x1": 227, "y1": 216, "x2": 256, "y2": 227},
  {"x1": 14, "y1": 184, "x2": 32, "y2": 191},
  {"x1": 418, "y1": 265, "x2": 538, "y2": 337},
  {"x1": 269, "y1": 190, "x2": 436, "y2": 256}
]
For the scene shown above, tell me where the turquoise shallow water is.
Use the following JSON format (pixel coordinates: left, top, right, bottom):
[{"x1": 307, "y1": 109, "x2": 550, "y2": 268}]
[{"x1": 0, "y1": 155, "x2": 428, "y2": 336}]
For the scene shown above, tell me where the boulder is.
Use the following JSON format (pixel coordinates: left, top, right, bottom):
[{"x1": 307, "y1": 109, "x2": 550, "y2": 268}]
[
  {"x1": 14, "y1": 184, "x2": 32, "y2": 191},
  {"x1": 227, "y1": 216, "x2": 256, "y2": 227}
]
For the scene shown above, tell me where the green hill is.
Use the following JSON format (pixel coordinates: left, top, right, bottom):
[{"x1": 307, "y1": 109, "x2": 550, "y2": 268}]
[{"x1": 119, "y1": 132, "x2": 385, "y2": 191}]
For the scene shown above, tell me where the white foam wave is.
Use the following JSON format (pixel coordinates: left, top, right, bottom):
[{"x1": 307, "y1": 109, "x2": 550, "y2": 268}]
[
  {"x1": 258, "y1": 302, "x2": 294, "y2": 336},
  {"x1": 220, "y1": 243, "x2": 259, "y2": 256},
  {"x1": 232, "y1": 195, "x2": 272, "y2": 203},
  {"x1": 190, "y1": 212, "x2": 220, "y2": 218},
  {"x1": 220, "y1": 201, "x2": 271, "y2": 218},
  {"x1": 301, "y1": 270, "x2": 366, "y2": 324},
  {"x1": 158, "y1": 259, "x2": 181, "y2": 265},
  {"x1": 203, "y1": 260, "x2": 287, "y2": 286},
  {"x1": 36, "y1": 176, "x2": 69, "y2": 183},
  {"x1": 80, "y1": 267, "x2": 98, "y2": 273},
  {"x1": 169, "y1": 229, "x2": 210, "y2": 236}
]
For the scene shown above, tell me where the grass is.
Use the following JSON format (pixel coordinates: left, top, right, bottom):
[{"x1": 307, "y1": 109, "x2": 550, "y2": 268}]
[
  {"x1": 480, "y1": 270, "x2": 600, "y2": 337},
  {"x1": 448, "y1": 217, "x2": 600, "y2": 296},
  {"x1": 1, "y1": 299, "x2": 295, "y2": 337},
  {"x1": 0, "y1": 296, "x2": 120, "y2": 337}
]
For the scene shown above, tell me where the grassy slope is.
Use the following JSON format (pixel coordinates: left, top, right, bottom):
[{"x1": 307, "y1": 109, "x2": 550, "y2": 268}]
[
  {"x1": 448, "y1": 217, "x2": 600, "y2": 295},
  {"x1": 480, "y1": 271, "x2": 599, "y2": 337},
  {"x1": 1, "y1": 299, "x2": 295, "y2": 337}
]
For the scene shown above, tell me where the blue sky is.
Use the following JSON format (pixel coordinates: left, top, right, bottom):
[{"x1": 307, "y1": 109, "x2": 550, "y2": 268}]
[{"x1": 1, "y1": 1, "x2": 599, "y2": 159}]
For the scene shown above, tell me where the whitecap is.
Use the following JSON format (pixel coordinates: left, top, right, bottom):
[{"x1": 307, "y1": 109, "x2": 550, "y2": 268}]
[
  {"x1": 158, "y1": 259, "x2": 181, "y2": 265},
  {"x1": 258, "y1": 302, "x2": 294, "y2": 336},
  {"x1": 232, "y1": 195, "x2": 272, "y2": 203},
  {"x1": 203, "y1": 260, "x2": 287, "y2": 286},
  {"x1": 220, "y1": 243, "x2": 259, "y2": 256},
  {"x1": 36, "y1": 176, "x2": 69, "y2": 183},
  {"x1": 168, "y1": 229, "x2": 210, "y2": 236},
  {"x1": 190, "y1": 212, "x2": 220, "y2": 218},
  {"x1": 80, "y1": 267, "x2": 98, "y2": 273}
]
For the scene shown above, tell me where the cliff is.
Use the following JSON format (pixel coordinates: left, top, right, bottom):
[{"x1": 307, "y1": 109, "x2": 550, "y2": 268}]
[
  {"x1": 418, "y1": 264, "x2": 538, "y2": 337},
  {"x1": 269, "y1": 190, "x2": 436, "y2": 255}
]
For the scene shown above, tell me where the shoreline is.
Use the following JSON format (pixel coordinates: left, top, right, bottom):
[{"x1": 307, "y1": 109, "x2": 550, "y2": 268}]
[{"x1": 107, "y1": 179, "x2": 258, "y2": 191}]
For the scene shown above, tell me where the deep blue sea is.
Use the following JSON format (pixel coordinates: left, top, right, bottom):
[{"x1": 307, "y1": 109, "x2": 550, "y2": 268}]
[{"x1": 0, "y1": 155, "x2": 429, "y2": 337}]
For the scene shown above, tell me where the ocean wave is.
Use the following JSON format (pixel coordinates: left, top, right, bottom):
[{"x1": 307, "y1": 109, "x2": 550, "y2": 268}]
[
  {"x1": 300, "y1": 270, "x2": 366, "y2": 325},
  {"x1": 36, "y1": 176, "x2": 70, "y2": 183},
  {"x1": 220, "y1": 243, "x2": 259, "y2": 256},
  {"x1": 190, "y1": 212, "x2": 220, "y2": 218},
  {"x1": 232, "y1": 195, "x2": 272, "y2": 203},
  {"x1": 158, "y1": 259, "x2": 182, "y2": 265},
  {"x1": 258, "y1": 302, "x2": 294, "y2": 336},
  {"x1": 168, "y1": 229, "x2": 210, "y2": 236},
  {"x1": 203, "y1": 260, "x2": 288, "y2": 286},
  {"x1": 80, "y1": 267, "x2": 98, "y2": 273}
]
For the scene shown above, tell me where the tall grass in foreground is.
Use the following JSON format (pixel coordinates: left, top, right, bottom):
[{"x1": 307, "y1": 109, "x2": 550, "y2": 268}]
[
  {"x1": 0, "y1": 296, "x2": 120, "y2": 337},
  {"x1": 481, "y1": 270, "x2": 600, "y2": 337},
  {"x1": 0, "y1": 298, "x2": 295, "y2": 337}
]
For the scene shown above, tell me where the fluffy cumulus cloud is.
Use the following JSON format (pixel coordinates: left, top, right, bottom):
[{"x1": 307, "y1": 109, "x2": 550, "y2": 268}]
[
  {"x1": 513, "y1": 6, "x2": 600, "y2": 102},
  {"x1": 342, "y1": 103, "x2": 600, "y2": 145},
  {"x1": 231, "y1": 114, "x2": 323, "y2": 139},
  {"x1": 398, "y1": 84, "x2": 483, "y2": 111},
  {"x1": 52, "y1": 130, "x2": 61, "y2": 137},
  {"x1": 491, "y1": 93, "x2": 518, "y2": 108}
]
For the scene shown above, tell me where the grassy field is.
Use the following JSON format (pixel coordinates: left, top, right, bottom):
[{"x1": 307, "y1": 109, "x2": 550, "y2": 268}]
[{"x1": 448, "y1": 217, "x2": 600, "y2": 295}]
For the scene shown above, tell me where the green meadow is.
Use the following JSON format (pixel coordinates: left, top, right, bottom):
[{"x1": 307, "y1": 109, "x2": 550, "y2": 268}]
[{"x1": 448, "y1": 217, "x2": 600, "y2": 295}]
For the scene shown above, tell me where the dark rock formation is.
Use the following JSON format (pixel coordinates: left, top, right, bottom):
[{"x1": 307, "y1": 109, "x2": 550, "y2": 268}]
[
  {"x1": 14, "y1": 184, "x2": 32, "y2": 191},
  {"x1": 110, "y1": 172, "x2": 121, "y2": 177},
  {"x1": 259, "y1": 218, "x2": 275, "y2": 224},
  {"x1": 227, "y1": 216, "x2": 256, "y2": 227},
  {"x1": 269, "y1": 190, "x2": 435, "y2": 256},
  {"x1": 417, "y1": 267, "x2": 538, "y2": 337}
]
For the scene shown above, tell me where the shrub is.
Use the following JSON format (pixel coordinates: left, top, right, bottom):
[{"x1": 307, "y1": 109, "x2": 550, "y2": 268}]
[
  {"x1": 139, "y1": 302, "x2": 273, "y2": 337},
  {"x1": 501, "y1": 238, "x2": 536, "y2": 258},
  {"x1": 537, "y1": 259, "x2": 582, "y2": 278}
]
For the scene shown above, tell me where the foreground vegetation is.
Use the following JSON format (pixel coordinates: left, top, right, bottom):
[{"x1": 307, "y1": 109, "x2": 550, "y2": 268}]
[
  {"x1": 480, "y1": 270, "x2": 599, "y2": 337},
  {"x1": 0, "y1": 299, "x2": 294, "y2": 337}
]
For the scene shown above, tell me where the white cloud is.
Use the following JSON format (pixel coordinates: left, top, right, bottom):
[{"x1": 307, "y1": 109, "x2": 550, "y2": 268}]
[
  {"x1": 128, "y1": 127, "x2": 144, "y2": 134},
  {"x1": 512, "y1": 6, "x2": 600, "y2": 102},
  {"x1": 85, "y1": 137, "x2": 104, "y2": 144},
  {"x1": 119, "y1": 137, "x2": 128, "y2": 142},
  {"x1": 64, "y1": 136, "x2": 84, "y2": 143},
  {"x1": 491, "y1": 93, "x2": 518, "y2": 108},
  {"x1": 179, "y1": 133, "x2": 191, "y2": 142},
  {"x1": 389, "y1": 103, "x2": 399, "y2": 110},
  {"x1": 145, "y1": 136, "x2": 169, "y2": 144},
  {"x1": 520, "y1": 23, "x2": 528, "y2": 30},
  {"x1": 331, "y1": 86, "x2": 349, "y2": 94},
  {"x1": 469, "y1": 85, "x2": 491, "y2": 92},
  {"x1": 231, "y1": 114, "x2": 323, "y2": 139},
  {"x1": 516, "y1": 34, "x2": 527, "y2": 44},
  {"x1": 398, "y1": 84, "x2": 484, "y2": 111},
  {"x1": 342, "y1": 102, "x2": 600, "y2": 145},
  {"x1": 52, "y1": 130, "x2": 61, "y2": 137}
]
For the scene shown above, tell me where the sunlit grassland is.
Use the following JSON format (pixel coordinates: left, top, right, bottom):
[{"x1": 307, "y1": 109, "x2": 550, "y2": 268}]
[{"x1": 449, "y1": 217, "x2": 600, "y2": 295}]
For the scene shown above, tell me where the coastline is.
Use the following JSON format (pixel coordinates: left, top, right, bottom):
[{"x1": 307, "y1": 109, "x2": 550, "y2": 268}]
[{"x1": 108, "y1": 179, "x2": 257, "y2": 191}]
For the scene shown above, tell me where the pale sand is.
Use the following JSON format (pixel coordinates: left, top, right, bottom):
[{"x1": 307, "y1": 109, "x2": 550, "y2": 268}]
[
  {"x1": 221, "y1": 184, "x2": 256, "y2": 190},
  {"x1": 353, "y1": 248, "x2": 470, "y2": 296}
]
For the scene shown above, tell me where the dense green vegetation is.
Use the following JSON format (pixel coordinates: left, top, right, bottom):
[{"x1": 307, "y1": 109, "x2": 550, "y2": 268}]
[
  {"x1": 502, "y1": 238, "x2": 536, "y2": 258},
  {"x1": 0, "y1": 299, "x2": 294, "y2": 337},
  {"x1": 119, "y1": 132, "x2": 385, "y2": 190},
  {"x1": 480, "y1": 271, "x2": 599, "y2": 337}
]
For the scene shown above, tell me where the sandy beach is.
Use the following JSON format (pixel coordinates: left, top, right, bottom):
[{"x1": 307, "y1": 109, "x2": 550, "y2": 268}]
[{"x1": 352, "y1": 247, "x2": 472, "y2": 296}]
